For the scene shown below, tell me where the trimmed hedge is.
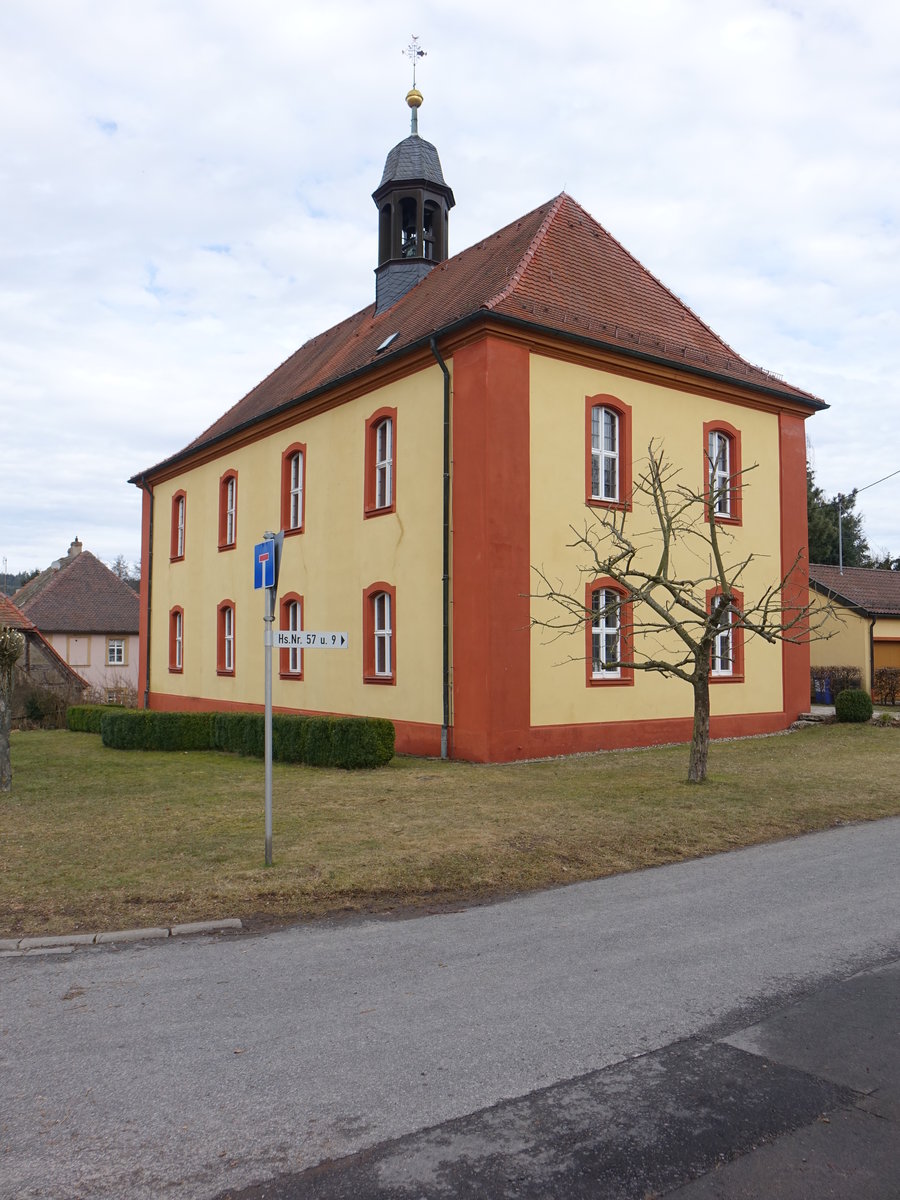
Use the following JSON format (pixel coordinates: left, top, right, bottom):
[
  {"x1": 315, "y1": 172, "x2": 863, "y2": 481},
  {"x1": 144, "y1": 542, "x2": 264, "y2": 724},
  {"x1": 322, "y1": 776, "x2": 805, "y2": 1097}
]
[
  {"x1": 93, "y1": 708, "x2": 394, "y2": 769},
  {"x1": 67, "y1": 704, "x2": 125, "y2": 734},
  {"x1": 834, "y1": 688, "x2": 874, "y2": 724}
]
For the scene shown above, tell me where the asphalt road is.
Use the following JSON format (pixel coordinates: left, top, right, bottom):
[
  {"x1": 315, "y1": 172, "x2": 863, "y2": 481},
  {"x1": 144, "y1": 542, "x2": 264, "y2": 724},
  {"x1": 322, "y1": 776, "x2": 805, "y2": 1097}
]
[{"x1": 1, "y1": 816, "x2": 898, "y2": 1200}]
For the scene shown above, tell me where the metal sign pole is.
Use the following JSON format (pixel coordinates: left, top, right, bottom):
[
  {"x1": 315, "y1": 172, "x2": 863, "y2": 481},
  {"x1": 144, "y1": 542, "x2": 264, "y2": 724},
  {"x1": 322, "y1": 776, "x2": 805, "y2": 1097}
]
[{"x1": 264, "y1": 581, "x2": 274, "y2": 867}]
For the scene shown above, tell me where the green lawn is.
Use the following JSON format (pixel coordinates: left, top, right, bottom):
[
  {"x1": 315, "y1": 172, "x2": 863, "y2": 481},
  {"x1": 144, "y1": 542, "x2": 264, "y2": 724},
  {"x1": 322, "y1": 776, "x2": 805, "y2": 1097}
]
[{"x1": 3, "y1": 724, "x2": 900, "y2": 937}]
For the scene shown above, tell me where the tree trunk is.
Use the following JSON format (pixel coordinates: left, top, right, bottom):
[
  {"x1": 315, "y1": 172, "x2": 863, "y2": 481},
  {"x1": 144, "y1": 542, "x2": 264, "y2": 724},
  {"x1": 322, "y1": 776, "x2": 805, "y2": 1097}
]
[
  {"x1": 687, "y1": 665, "x2": 711, "y2": 784},
  {"x1": 0, "y1": 688, "x2": 11, "y2": 793}
]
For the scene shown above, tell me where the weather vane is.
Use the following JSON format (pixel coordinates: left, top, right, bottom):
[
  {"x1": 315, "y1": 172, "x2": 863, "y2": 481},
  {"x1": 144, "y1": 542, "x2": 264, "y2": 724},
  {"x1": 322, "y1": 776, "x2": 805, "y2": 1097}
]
[{"x1": 405, "y1": 36, "x2": 426, "y2": 88}]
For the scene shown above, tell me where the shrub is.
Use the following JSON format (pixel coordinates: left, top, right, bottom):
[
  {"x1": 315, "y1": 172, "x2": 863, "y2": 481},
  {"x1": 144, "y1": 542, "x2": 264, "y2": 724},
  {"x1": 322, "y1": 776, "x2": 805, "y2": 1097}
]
[
  {"x1": 873, "y1": 667, "x2": 900, "y2": 707},
  {"x1": 95, "y1": 708, "x2": 393, "y2": 767},
  {"x1": 834, "y1": 688, "x2": 874, "y2": 724},
  {"x1": 67, "y1": 704, "x2": 124, "y2": 734}
]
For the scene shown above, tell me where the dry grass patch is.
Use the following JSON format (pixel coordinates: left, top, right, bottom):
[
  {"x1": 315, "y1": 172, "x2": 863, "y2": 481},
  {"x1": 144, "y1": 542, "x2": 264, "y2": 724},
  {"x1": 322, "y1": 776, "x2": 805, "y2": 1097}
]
[{"x1": 3, "y1": 725, "x2": 899, "y2": 937}]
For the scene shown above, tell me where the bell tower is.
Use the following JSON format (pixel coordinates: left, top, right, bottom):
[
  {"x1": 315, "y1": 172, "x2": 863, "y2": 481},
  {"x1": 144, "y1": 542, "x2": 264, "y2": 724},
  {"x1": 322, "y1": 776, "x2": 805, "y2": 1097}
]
[{"x1": 373, "y1": 41, "x2": 455, "y2": 315}]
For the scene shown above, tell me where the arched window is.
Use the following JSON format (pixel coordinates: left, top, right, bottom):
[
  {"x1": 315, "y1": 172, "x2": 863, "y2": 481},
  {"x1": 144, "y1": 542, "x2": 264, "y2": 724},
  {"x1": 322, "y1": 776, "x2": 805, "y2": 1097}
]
[
  {"x1": 170, "y1": 491, "x2": 186, "y2": 560},
  {"x1": 363, "y1": 582, "x2": 396, "y2": 684},
  {"x1": 707, "y1": 587, "x2": 745, "y2": 681},
  {"x1": 281, "y1": 444, "x2": 306, "y2": 534},
  {"x1": 279, "y1": 593, "x2": 303, "y2": 679},
  {"x1": 218, "y1": 471, "x2": 238, "y2": 549},
  {"x1": 364, "y1": 407, "x2": 397, "y2": 515},
  {"x1": 586, "y1": 396, "x2": 632, "y2": 509},
  {"x1": 217, "y1": 600, "x2": 236, "y2": 675},
  {"x1": 585, "y1": 580, "x2": 634, "y2": 686},
  {"x1": 169, "y1": 607, "x2": 183, "y2": 672},
  {"x1": 703, "y1": 421, "x2": 743, "y2": 524},
  {"x1": 400, "y1": 197, "x2": 418, "y2": 258}
]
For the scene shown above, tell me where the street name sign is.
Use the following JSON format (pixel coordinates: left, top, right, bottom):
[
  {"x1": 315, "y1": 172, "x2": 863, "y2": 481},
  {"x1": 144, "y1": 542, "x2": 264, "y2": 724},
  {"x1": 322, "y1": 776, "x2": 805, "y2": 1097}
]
[{"x1": 272, "y1": 630, "x2": 348, "y2": 649}]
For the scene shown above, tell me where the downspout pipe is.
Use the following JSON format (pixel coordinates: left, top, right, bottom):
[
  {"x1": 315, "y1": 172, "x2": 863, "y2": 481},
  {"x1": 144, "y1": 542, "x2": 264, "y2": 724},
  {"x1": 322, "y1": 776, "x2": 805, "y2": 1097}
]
[
  {"x1": 868, "y1": 614, "x2": 876, "y2": 698},
  {"x1": 430, "y1": 337, "x2": 451, "y2": 759},
  {"x1": 140, "y1": 479, "x2": 154, "y2": 709}
]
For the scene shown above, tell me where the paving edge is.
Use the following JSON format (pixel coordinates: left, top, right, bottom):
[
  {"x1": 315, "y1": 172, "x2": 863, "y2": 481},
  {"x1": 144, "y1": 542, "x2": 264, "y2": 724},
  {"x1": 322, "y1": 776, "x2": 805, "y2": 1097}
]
[{"x1": 3, "y1": 919, "x2": 243, "y2": 952}]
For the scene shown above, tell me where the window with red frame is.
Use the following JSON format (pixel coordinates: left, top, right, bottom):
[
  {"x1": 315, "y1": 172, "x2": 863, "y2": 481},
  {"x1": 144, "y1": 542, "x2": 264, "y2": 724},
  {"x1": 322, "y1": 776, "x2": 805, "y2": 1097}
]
[
  {"x1": 281, "y1": 444, "x2": 306, "y2": 534},
  {"x1": 169, "y1": 607, "x2": 183, "y2": 672},
  {"x1": 585, "y1": 580, "x2": 634, "y2": 686},
  {"x1": 217, "y1": 600, "x2": 235, "y2": 675},
  {"x1": 703, "y1": 421, "x2": 742, "y2": 524},
  {"x1": 586, "y1": 395, "x2": 632, "y2": 509},
  {"x1": 364, "y1": 408, "x2": 396, "y2": 515},
  {"x1": 279, "y1": 593, "x2": 303, "y2": 679},
  {"x1": 708, "y1": 587, "x2": 744, "y2": 682},
  {"x1": 170, "y1": 491, "x2": 186, "y2": 560},
  {"x1": 218, "y1": 471, "x2": 238, "y2": 549},
  {"x1": 363, "y1": 582, "x2": 396, "y2": 683}
]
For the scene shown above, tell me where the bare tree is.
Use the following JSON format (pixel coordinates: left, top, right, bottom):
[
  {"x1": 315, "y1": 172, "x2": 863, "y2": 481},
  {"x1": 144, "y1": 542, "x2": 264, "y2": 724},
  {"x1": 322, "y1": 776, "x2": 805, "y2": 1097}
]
[
  {"x1": 1, "y1": 625, "x2": 25, "y2": 792},
  {"x1": 532, "y1": 442, "x2": 826, "y2": 784}
]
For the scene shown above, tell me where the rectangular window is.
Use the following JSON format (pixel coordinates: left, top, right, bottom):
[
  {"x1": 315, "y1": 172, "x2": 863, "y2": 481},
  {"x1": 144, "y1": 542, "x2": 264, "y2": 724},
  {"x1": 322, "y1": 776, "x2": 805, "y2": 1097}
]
[
  {"x1": 711, "y1": 610, "x2": 733, "y2": 675},
  {"x1": 375, "y1": 419, "x2": 393, "y2": 509},
  {"x1": 708, "y1": 431, "x2": 731, "y2": 517},
  {"x1": 107, "y1": 638, "x2": 125, "y2": 666},
  {"x1": 374, "y1": 591, "x2": 391, "y2": 676}
]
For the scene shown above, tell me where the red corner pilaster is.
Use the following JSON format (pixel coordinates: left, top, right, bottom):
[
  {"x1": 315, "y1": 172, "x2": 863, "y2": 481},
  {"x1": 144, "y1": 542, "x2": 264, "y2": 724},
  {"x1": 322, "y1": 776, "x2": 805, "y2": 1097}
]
[
  {"x1": 138, "y1": 483, "x2": 153, "y2": 709},
  {"x1": 451, "y1": 336, "x2": 531, "y2": 761},
  {"x1": 779, "y1": 411, "x2": 810, "y2": 720}
]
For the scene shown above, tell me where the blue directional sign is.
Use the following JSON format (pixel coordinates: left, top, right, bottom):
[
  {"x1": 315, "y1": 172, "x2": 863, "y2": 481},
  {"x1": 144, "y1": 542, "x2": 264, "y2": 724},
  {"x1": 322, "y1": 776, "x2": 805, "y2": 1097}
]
[{"x1": 254, "y1": 539, "x2": 276, "y2": 590}]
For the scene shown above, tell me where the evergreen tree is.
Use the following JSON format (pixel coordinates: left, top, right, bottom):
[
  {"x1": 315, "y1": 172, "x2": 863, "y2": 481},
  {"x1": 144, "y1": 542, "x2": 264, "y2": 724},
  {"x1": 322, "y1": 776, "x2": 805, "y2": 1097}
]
[{"x1": 807, "y1": 466, "x2": 870, "y2": 567}]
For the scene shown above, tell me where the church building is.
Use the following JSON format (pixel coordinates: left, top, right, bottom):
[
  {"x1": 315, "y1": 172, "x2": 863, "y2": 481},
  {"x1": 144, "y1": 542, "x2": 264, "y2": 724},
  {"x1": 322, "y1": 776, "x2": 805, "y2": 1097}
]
[{"x1": 132, "y1": 85, "x2": 823, "y2": 762}]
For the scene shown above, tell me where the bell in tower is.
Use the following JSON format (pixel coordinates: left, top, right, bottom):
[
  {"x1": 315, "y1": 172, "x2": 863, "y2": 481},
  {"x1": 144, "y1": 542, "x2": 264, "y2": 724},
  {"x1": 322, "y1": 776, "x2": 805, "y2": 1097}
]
[{"x1": 372, "y1": 44, "x2": 455, "y2": 315}]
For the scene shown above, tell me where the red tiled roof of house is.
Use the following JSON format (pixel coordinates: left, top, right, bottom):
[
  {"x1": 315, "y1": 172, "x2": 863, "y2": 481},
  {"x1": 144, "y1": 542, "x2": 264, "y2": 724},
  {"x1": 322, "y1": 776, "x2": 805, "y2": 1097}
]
[
  {"x1": 0, "y1": 593, "x2": 35, "y2": 630},
  {"x1": 19, "y1": 551, "x2": 139, "y2": 634},
  {"x1": 136, "y1": 193, "x2": 825, "y2": 479},
  {"x1": 808, "y1": 564, "x2": 900, "y2": 616}
]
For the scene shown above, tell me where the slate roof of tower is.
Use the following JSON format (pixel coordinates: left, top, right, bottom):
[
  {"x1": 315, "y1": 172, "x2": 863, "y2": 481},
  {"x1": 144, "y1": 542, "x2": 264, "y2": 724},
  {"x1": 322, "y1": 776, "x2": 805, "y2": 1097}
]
[
  {"x1": 808, "y1": 564, "x2": 900, "y2": 616},
  {"x1": 19, "y1": 551, "x2": 139, "y2": 634},
  {"x1": 136, "y1": 192, "x2": 825, "y2": 480},
  {"x1": 377, "y1": 134, "x2": 452, "y2": 194}
]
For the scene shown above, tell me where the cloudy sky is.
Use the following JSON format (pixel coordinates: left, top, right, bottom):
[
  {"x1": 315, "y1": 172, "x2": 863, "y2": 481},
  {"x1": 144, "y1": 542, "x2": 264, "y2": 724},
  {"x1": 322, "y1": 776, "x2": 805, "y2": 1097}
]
[{"x1": 2, "y1": 0, "x2": 898, "y2": 576}]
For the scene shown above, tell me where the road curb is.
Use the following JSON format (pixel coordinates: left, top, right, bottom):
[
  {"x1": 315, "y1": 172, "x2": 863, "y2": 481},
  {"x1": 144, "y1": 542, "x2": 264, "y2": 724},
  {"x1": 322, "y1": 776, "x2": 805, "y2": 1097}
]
[{"x1": 1, "y1": 918, "x2": 243, "y2": 955}]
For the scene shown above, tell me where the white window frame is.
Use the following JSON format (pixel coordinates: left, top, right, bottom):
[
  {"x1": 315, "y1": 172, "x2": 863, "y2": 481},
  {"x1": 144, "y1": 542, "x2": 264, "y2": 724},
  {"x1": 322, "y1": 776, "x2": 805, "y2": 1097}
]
[
  {"x1": 107, "y1": 638, "x2": 125, "y2": 666},
  {"x1": 223, "y1": 605, "x2": 234, "y2": 672},
  {"x1": 373, "y1": 591, "x2": 392, "y2": 677},
  {"x1": 375, "y1": 418, "x2": 393, "y2": 509},
  {"x1": 711, "y1": 607, "x2": 734, "y2": 677},
  {"x1": 287, "y1": 599, "x2": 302, "y2": 675},
  {"x1": 591, "y1": 405, "x2": 619, "y2": 502},
  {"x1": 175, "y1": 494, "x2": 185, "y2": 557},
  {"x1": 173, "y1": 611, "x2": 183, "y2": 670},
  {"x1": 591, "y1": 588, "x2": 621, "y2": 679},
  {"x1": 289, "y1": 451, "x2": 303, "y2": 530},
  {"x1": 708, "y1": 430, "x2": 731, "y2": 518},
  {"x1": 225, "y1": 476, "x2": 236, "y2": 545}
]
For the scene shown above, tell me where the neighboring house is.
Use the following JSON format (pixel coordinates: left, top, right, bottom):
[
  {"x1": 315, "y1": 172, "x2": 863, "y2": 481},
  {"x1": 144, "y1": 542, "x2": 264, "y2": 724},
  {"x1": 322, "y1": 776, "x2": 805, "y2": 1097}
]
[
  {"x1": 0, "y1": 593, "x2": 88, "y2": 724},
  {"x1": 808, "y1": 564, "x2": 900, "y2": 695},
  {"x1": 130, "y1": 89, "x2": 823, "y2": 762},
  {"x1": 16, "y1": 541, "x2": 140, "y2": 703}
]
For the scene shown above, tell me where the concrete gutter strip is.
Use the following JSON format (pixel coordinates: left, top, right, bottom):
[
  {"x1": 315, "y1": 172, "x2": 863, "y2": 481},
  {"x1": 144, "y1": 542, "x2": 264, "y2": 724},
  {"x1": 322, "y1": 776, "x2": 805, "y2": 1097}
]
[{"x1": 2, "y1": 919, "x2": 243, "y2": 953}]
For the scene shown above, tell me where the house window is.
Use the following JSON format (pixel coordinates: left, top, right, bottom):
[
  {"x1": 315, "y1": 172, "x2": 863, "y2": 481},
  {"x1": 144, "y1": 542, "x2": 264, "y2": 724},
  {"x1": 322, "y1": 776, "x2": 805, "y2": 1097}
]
[
  {"x1": 169, "y1": 607, "x2": 183, "y2": 672},
  {"x1": 281, "y1": 444, "x2": 306, "y2": 534},
  {"x1": 363, "y1": 582, "x2": 396, "y2": 683},
  {"x1": 279, "y1": 593, "x2": 304, "y2": 679},
  {"x1": 586, "y1": 395, "x2": 632, "y2": 509},
  {"x1": 708, "y1": 588, "x2": 744, "y2": 682},
  {"x1": 107, "y1": 638, "x2": 125, "y2": 666},
  {"x1": 585, "y1": 580, "x2": 634, "y2": 686},
  {"x1": 170, "y1": 491, "x2": 186, "y2": 560},
  {"x1": 217, "y1": 600, "x2": 236, "y2": 675},
  {"x1": 218, "y1": 471, "x2": 238, "y2": 549},
  {"x1": 364, "y1": 407, "x2": 397, "y2": 516},
  {"x1": 703, "y1": 421, "x2": 742, "y2": 525}
]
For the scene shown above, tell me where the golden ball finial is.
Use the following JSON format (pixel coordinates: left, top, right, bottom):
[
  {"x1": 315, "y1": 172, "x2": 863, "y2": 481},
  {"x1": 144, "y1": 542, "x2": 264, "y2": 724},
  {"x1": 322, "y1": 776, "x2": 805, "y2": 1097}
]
[{"x1": 406, "y1": 87, "x2": 423, "y2": 109}]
